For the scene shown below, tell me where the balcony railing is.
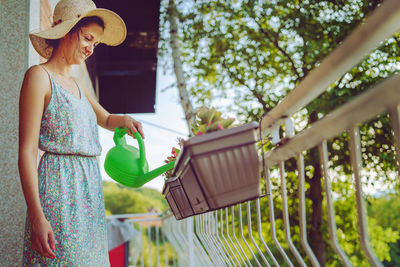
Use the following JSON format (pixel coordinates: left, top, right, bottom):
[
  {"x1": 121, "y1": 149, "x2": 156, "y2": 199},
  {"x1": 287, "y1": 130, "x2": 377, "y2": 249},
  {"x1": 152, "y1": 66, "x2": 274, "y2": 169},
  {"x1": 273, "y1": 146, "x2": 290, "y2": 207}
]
[{"x1": 107, "y1": 0, "x2": 400, "y2": 266}]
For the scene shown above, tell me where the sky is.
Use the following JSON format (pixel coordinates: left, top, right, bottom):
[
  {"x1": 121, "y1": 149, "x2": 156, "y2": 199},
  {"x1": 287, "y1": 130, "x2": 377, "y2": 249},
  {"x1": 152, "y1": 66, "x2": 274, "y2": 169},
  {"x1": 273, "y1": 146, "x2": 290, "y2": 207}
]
[{"x1": 97, "y1": 69, "x2": 189, "y2": 192}]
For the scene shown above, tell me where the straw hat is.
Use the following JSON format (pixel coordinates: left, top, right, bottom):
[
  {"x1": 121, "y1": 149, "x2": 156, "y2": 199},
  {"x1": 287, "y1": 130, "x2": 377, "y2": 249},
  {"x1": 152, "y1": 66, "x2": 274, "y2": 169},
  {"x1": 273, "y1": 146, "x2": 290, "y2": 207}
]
[{"x1": 29, "y1": 0, "x2": 127, "y2": 59}]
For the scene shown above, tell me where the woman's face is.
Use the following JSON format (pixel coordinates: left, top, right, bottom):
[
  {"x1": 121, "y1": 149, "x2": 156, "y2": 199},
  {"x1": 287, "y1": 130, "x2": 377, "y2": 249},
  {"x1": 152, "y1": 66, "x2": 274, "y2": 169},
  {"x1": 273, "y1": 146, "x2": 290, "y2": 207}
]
[{"x1": 63, "y1": 22, "x2": 104, "y2": 64}]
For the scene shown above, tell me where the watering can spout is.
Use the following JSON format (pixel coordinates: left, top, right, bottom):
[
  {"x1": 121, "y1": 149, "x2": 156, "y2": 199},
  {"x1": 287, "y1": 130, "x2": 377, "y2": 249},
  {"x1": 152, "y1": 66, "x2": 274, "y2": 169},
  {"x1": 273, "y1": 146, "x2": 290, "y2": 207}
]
[{"x1": 105, "y1": 127, "x2": 176, "y2": 188}]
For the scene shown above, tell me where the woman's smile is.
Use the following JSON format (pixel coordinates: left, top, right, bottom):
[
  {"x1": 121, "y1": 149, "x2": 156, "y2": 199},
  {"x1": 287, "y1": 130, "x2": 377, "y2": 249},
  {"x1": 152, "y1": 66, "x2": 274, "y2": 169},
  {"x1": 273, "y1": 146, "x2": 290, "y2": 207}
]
[{"x1": 75, "y1": 23, "x2": 103, "y2": 62}]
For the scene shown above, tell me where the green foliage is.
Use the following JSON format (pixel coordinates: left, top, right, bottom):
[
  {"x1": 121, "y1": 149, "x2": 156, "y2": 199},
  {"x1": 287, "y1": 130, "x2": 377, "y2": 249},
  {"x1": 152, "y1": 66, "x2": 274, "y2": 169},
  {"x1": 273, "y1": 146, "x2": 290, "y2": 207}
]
[
  {"x1": 368, "y1": 194, "x2": 400, "y2": 232},
  {"x1": 325, "y1": 191, "x2": 399, "y2": 266},
  {"x1": 368, "y1": 194, "x2": 400, "y2": 266},
  {"x1": 158, "y1": 0, "x2": 400, "y2": 264},
  {"x1": 103, "y1": 181, "x2": 168, "y2": 214}
]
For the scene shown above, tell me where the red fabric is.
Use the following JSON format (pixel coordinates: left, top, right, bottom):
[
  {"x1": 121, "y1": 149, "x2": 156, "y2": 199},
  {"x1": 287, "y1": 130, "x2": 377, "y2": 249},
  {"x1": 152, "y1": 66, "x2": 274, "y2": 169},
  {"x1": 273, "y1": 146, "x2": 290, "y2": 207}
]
[{"x1": 109, "y1": 243, "x2": 126, "y2": 267}]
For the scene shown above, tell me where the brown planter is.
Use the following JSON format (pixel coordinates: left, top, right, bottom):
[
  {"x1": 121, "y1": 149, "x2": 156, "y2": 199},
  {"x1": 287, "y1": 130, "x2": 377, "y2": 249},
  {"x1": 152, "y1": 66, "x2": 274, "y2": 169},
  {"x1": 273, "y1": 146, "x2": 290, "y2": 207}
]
[
  {"x1": 162, "y1": 177, "x2": 194, "y2": 220},
  {"x1": 163, "y1": 122, "x2": 261, "y2": 220}
]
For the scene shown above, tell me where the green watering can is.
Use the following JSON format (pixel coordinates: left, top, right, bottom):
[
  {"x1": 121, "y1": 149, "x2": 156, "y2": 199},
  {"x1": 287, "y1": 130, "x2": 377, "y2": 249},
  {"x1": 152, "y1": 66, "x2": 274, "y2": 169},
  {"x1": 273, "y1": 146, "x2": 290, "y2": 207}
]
[{"x1": 104, "y1": 128, "x2": 176, "y2": 188}]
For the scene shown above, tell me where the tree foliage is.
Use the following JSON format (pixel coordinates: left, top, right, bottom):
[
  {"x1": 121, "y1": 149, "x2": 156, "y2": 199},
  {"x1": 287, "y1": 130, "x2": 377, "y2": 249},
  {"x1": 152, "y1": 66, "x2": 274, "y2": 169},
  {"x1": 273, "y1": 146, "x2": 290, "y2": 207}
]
[
  {"x1": 103, "y1": 181, "x2": 169, "y2": 215},
  {"x1": 330, "y1": 191, "x2": 399, "y2": 266},
  {"x1": 159, "y1": 0, "x2": 400, "y2": 265},
  {"x1": 368, "y1": 194, "x2": 400, "y2": 266}
]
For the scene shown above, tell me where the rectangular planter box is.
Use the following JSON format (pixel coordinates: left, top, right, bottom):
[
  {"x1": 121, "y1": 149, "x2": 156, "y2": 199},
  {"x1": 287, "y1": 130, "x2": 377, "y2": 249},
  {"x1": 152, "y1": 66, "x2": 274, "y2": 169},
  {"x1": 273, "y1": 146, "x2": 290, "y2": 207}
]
[
  {"x1": 163, "y1": 122, "x2": 261, "y2": 220},
  {"x1": 162, "y1": 176, "x2": 194, "y2": 220}
]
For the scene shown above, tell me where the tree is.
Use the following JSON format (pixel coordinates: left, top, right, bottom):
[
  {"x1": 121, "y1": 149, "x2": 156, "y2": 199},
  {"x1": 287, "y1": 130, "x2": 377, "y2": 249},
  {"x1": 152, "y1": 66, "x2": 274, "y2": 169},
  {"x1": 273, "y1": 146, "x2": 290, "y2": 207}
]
[
  {"x1": 167, "y1": 0, "x2": 196, "y2": 135},
  {"x1": 368, "y1": 194, "x2": 400, "y2": 267},
  {"x1": 159, "y1": 0, "x2": 400, "y2": 265},
  {"x1": 103, "y1": 181, "x2": 169, "y2": 214}
]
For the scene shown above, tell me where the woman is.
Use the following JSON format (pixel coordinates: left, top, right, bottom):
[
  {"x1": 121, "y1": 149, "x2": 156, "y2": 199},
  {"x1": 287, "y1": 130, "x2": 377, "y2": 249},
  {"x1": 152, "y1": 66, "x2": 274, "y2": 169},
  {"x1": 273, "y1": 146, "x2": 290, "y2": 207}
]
[{"x1": 18, "y1": 0, "x2": 142, "y2": 265}]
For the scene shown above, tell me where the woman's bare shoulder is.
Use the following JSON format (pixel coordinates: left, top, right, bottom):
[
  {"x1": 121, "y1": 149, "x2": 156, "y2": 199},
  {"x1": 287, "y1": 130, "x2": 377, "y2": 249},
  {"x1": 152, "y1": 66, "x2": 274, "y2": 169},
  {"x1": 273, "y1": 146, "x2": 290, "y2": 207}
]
[
  {"x1": 24, "y1": 65, "x2": 49, "y2": 82},
  {"x1": 22, "y1": 65, "x2": 51, "y2": 94}
]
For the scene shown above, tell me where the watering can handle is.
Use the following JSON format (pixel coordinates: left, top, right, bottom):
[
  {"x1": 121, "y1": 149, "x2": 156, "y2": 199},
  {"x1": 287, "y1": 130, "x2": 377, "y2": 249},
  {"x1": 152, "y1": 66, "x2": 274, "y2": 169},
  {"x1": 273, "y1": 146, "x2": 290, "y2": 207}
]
[{"x1": 113, "y1": 128, "x2": 146, "y2": 171}]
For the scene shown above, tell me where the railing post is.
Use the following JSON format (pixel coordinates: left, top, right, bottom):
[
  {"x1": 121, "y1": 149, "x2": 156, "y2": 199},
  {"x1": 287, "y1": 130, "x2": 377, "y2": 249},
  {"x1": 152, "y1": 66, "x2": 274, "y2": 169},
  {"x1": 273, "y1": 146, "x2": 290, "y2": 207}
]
[
  {"x1": 193, "y1": 215, "x2": 214, "y2": 267},
  {"x1": 279, "y1": 162, "x2": 307, "y2": 266},
  {"x1": 297, "y1": 154, "x2": 321, "y2": 267},
  {"x1": 196, "y1": 215, "x2": 213, "y2": 266},
  {"x1": 389, "y1": 104, "x2": 400, "y2": 177},
  {"x1": 231, "y1": 206, "x2": 252, "y2": 266},
  {"x1": 246, "y1": 201, "x2": 270, "y2": 266},
  {"x1": 140, "y1": 223, "x2": 144, "y2": 267},
  {"x1": 255, "y1": 198, "x2": 279, "y2": 266},
  {"x1": 214, "y1": 211, "x2": 234, "y2": 266},
  {"x1": 161, "y1": 223, "x2": 169, "y2": 267},
  {"x1": 169, "y1": 218, "x2": 187, "y2": 266},
  {"x1": 148, "y1": 222, "x2": 153, "y2": 267},
  {"x1": 219, "y1": 209, "x2": 241, "y2": 266},
  {"x1": 318, "y1": 141, "x2": 352, "y2": 266},
  {"x1": 186, "y1": 217, "x2": 196, "y2": 267},
  {"x1": 238, "y1": 203, "x2": 262, "y2": 267},
  {"x1": 180, "y1": 219, "x2": 192, "y2": 266},
  {"x1": 264, "y1": 168, "x2": 293, "y2": 266},
  {"x1": 164, "y1": 219, "x2": 180, "y2": 266},
  {"x1": 202, "y1": 213, "x2": 226, "y2": 267},
  {"x1": 349, "y1": 127, "x2": 383, "y2": 267},
  {"x1": 225, "y1": 207, "x2": 248, "y2": 266},
  {"x1": 210, "y1": 212, "x2": 232, "y2": 266},
  {"x1": 156, "y1": 225, "x2": 160, "y2": 267}
]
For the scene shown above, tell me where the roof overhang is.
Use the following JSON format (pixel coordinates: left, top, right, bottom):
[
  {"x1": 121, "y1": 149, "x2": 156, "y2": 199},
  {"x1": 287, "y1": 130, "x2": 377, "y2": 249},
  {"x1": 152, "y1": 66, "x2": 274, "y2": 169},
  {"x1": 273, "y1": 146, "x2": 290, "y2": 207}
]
[{"x1": 87, "y1": 0, "x2": 161, "y2": 113}]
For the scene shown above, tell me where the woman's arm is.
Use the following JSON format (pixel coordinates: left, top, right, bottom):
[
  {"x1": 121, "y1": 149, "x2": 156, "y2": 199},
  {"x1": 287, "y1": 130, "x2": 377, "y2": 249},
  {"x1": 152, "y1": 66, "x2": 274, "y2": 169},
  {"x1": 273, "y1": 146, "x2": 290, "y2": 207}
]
[
  {"x1": 18, "y1": 65, "x2": 56, "y2": 259},
  {"x1": 76, "y1": 79, "x2": 144, "y2": 138}
]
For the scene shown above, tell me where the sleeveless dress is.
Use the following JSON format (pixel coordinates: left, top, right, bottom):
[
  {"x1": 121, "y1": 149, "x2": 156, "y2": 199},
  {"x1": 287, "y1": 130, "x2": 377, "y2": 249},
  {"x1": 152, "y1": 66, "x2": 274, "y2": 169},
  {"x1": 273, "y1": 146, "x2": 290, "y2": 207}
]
[{"x1": 23, "y1": 66, "x2": 110, "y2": 266}]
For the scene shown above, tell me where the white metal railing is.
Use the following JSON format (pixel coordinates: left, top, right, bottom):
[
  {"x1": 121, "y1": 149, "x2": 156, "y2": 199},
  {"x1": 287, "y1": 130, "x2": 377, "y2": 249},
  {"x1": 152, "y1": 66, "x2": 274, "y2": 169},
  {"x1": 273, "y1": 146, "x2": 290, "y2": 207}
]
[{"x1": 107, "y1": 0, "x2": 400, "y2": 266}]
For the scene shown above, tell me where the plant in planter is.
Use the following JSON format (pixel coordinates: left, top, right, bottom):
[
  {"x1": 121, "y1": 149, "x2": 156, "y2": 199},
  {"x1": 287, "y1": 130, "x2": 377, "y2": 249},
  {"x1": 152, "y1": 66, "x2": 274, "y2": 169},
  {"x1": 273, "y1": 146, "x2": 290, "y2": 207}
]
[
  {"x1": 163, "y1": 138, "x2": 183, "y2": 179},
  {"x1": 163, "y1": 106, "x2": 261, "y2": 220},
  {"x1": 191, "y1": 107, "x2": 235, "y2": 136}
]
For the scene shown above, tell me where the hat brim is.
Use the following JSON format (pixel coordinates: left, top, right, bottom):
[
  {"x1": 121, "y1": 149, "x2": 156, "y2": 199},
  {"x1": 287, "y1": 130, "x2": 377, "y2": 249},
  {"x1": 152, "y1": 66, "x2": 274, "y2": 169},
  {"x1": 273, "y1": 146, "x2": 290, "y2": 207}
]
[{"x1": 29, "y1": 8, "x2": 127, "y2": 59}]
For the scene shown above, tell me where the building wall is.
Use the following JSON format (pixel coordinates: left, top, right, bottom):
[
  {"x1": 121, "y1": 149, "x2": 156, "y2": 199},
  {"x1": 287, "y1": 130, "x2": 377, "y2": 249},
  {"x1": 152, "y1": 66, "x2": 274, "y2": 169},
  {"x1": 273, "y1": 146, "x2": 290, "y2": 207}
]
[
  {"x1": 0, "y1": 0, "x2": 31, "y2": 265},
  {"x1": 0, "y1": 0, "x2": 95, "y2": 265}
]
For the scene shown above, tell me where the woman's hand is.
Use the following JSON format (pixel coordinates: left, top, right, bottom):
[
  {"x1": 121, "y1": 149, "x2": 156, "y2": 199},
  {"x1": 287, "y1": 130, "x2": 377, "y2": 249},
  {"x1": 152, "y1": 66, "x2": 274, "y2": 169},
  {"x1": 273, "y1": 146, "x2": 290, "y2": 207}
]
[
  {"x1": 30, "y1": 216, "x2": 56, "y2": 259},
  {"x1": 123, "y1": 115, "x2": 145, "y2": 139}
]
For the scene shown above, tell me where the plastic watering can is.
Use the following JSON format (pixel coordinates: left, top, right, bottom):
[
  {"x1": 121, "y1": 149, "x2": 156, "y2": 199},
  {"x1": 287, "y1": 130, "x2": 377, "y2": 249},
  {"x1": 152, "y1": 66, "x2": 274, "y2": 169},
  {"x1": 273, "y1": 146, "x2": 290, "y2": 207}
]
[{"x1": 104, "y1": 128, "x2": 176, "y2": 188}]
